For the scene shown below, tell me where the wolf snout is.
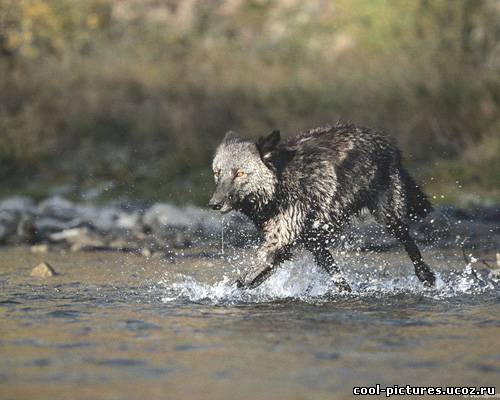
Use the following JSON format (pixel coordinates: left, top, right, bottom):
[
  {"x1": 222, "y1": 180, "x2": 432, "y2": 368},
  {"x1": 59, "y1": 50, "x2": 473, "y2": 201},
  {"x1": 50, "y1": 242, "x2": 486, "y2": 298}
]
[
  {"x1": 208, "y1": 195, "x2": 225, "y2": 211},
  {"x1": 208, "y1": 200, "x2": 223, "y2": 210},
  {"x1": 209, "y1": 196, "x2": 233, "y2": 213}
]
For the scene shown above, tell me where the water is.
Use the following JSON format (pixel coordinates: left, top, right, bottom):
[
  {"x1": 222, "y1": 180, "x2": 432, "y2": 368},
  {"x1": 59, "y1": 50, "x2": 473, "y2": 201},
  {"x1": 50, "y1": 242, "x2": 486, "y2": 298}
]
[{"x1": 0, "y1": 246, "x2": 499, "y2": 399}]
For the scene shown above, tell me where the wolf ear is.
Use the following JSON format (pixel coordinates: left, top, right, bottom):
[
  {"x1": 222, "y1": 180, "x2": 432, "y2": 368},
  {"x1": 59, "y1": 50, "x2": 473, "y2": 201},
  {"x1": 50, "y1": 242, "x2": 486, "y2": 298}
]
[
  {"x1": 223, "y1": 131, "x2": 239, "y2": 143},
  {"x1": 256, "y1": 130, "x2": 280, "y2": 160}
]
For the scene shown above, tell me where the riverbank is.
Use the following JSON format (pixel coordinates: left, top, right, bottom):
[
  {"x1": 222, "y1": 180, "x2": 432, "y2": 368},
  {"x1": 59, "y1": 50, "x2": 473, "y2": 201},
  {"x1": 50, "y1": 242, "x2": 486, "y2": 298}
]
[{"x1": 0, "y1": 195, "x2": 498, "y2": 258}]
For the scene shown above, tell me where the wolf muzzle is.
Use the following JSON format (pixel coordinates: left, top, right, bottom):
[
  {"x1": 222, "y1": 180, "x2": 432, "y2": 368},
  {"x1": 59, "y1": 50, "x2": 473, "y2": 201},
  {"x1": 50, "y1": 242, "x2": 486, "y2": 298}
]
[{"x1": 208, "y1": 196, "x2": 233, "y2": 214}]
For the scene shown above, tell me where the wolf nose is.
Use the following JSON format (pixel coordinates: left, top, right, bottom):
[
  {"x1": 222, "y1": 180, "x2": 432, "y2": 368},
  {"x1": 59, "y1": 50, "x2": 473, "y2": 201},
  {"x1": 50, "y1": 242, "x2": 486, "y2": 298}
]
[{"x1": 209, "y1": 201, "x2": 222, "y2": 210}]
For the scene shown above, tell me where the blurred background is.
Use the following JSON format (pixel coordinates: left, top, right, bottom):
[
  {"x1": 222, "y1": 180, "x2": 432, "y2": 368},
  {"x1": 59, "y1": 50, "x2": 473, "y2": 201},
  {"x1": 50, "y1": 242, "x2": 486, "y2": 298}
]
[{"x1": 0, "y1": 0, "x2": 499, "y2": 206}]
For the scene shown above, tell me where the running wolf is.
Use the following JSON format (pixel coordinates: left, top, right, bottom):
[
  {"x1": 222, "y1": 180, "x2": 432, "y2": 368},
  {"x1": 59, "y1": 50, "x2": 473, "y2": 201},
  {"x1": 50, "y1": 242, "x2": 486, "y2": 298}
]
[{"x1": 209, "y1": 122, "x2": 436, "y2": 292}]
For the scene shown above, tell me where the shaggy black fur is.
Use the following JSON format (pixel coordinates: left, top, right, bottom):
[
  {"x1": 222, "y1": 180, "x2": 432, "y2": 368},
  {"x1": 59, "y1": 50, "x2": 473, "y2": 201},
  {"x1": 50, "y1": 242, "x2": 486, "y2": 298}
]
[{"x1": 210, "y1": 122, "x2": 435, "y2": 292}]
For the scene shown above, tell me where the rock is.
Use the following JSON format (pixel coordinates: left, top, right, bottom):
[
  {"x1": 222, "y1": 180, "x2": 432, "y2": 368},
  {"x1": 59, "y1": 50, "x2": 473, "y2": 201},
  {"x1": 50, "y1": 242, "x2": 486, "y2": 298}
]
[
  {"x1": 454, "y1": 205, "x2": 500, "y2": 222},
  {"x1": 16, "y1": 214, "x2": 36, "y2": 243},
  {"x1": 0, "y1": 194, "x2": 497, "y2": 252},
  {"x1": 0, "y1": 210, "x2": 21, "y2": 244},
  {"x1": 83, "y1": 206, "x2": 118, "y2": 232},
  {"x1": 107, "y1": 238, "x2": 140, "y2": 252},
  {"x1": 0, "y1": 196, "x2": 36, "y2": 213},
  {"x1": 142, "y1": 204, "x2": 257, "y2": 247},
  {"x1": 34, "y1": 217, "x2": 80, "y2": 239},
  {"x1": 45, "y1": 226, "x2": 107, "y2": 251},
  {"x1": 30, "y1": 262, "x2": 57, "y2": 278},
  {"x1": 115, "y1": 211, "x2": 140, "y2": 230},
  {"x1": 31, "y1": 244, "x2": 49, "y2": 253},
  {"x1": 37, "y1": 196, "x2": 77, "y2": 221},
  {"x1": 0, "y1": 223, "x2": 8, "y2": 243},
  {"x1": 143, "y1": 203, "x2": 193, "y2": 230},
  {"x1": 73, "y1": 205, "x2": 139, "y2": 233},
  {"x1": 49, "y1": 227, "x2": 90, "y2": 242},
  {"x1": 70, "y1": 238, "x2": 107, "y2": 252}
]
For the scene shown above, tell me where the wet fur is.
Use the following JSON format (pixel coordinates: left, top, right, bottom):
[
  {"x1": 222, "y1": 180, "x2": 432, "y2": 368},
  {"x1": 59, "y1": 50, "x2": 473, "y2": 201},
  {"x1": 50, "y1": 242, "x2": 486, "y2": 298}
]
[{"x1": 210, "y1": 122, "x2": 436, "y2": 291}]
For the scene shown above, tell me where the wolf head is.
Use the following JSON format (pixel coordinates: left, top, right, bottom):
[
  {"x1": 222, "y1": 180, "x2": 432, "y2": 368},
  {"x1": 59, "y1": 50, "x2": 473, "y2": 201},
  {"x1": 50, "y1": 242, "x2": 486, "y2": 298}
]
[{"x1": 209, "y1": 130, "x2": 280, "y2": 214}]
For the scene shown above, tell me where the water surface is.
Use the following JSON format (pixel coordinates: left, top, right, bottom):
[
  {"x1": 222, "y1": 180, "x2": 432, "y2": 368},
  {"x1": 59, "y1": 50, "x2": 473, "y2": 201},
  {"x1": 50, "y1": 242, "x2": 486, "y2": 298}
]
[{"x1": 0, "y1": 246, "x2": 499, "y2": 399}]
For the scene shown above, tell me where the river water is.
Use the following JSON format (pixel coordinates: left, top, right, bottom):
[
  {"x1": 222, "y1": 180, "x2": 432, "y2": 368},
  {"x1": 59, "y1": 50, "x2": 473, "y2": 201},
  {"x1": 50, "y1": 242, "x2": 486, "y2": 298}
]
[{"x1": 0, "y1": 246, "x2": 499, "y2": 399}]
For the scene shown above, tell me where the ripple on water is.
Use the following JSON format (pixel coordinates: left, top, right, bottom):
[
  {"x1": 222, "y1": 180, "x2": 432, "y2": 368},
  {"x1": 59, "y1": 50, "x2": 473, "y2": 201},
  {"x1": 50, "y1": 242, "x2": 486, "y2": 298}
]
[
  {"x1": 86, "y1": 358, "x2": 148, "y2": 368},
  {"x1": 124, "y1": 319, "x2": 161, "y2": 331},
  {"x1": 0, "y1": 299, "x2": 21, "y2": 306},
  {"x1": 46, "y1": 310, "x2": 82, "y2": 319}
]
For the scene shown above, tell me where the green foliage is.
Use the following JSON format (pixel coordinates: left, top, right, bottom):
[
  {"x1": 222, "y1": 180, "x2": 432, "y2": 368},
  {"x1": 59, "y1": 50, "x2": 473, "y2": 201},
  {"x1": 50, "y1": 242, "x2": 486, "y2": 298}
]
[{"x1": 0, "y1": 0, "x2": 499, "y2": 204}]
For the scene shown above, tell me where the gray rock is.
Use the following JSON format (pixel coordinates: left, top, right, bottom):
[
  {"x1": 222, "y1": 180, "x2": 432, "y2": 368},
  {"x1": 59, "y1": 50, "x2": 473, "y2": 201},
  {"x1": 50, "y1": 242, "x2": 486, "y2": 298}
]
[
  {"x1": 0, "y1": 210, "x2": 21, "y2": 244},
  {"x1": 16, "y1": 214, "x2": 36, "y2": 243},
  {"x1": 38, "y1": 196, "x2": 77, "y2": 221},
  {"x1": 0, "y1": 223, "x2": 9, "y2": 243},
  {"x1": 465, "y1": 206, "x2": 500, "y2": 223},
  {"x1": 142, "y1": 203, "x2": 258, "y2": 247},
  {"x1": 68, "y1": 232, "x2": 108, "y2": 252},
  {"x1": 115, "y1": 210, "x2": 140, "y2": 230},
  {"x1": 34, "y1": 217, "x2": 81, "y2": 238},
  {"x1": 107, "y1": 238, "x2": 140, "y2": 252},
  {"x1": 94, "y1": 207, "x2": 140, "y2": 232},
  {"x1": 72, "y1": 204, "x2": 139, "y2": 233},
  {"x1": 0, "y1": 196, "x2": 36, "y2": 213},
  {"x1": 143, "y1": 203, "x2": 193, "y2": 230},
  {"x1": 0, "y1": 194, "x2": 498, "y2": 252}
]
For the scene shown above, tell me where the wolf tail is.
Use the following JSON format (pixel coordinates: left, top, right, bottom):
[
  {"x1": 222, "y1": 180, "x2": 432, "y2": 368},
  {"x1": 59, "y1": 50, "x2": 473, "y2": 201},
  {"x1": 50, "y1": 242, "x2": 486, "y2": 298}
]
[{"x1": 401, "y1": 168, "x2": 433, "y2": 221}]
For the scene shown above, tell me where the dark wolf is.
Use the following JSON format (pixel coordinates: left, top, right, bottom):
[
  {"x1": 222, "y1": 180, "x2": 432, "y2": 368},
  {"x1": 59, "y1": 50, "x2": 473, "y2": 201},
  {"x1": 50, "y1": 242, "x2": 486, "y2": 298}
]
[{"x1": 209, "y1": 122, "x2": 435, "y2": 292}]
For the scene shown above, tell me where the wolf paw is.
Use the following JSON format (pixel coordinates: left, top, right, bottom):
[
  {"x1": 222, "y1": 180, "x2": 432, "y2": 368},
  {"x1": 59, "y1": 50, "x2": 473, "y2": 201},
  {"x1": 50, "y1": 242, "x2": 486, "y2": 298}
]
[
  {"x1": 234, "y1": 265, "x2": 275, "y2": 290},
  {"x1": 415, "y1": 263, "x2": 436, "y2": 287},
  {"x1": 331, "y1": 275, "x2": 352, "y2": 293}
]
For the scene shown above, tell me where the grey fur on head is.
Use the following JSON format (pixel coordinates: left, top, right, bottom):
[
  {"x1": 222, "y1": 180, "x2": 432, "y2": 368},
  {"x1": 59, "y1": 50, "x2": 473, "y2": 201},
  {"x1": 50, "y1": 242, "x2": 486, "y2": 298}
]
[{"x1": 209, "y1": 121, "x2": 436, "y2": 292}]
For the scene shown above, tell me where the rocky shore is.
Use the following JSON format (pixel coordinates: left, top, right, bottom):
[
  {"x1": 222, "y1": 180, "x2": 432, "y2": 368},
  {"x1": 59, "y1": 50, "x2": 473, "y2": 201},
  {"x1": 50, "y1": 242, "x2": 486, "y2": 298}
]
[{"x1": 0, "y1": 196, "x2": 498, "y2": 255}]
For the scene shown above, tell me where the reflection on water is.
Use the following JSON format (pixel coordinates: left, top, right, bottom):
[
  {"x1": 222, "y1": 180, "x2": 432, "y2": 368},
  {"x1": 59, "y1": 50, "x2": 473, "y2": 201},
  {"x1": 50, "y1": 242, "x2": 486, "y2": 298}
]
[{"x1": 0, "y1": 246, "x2": 499, "y2": 400}]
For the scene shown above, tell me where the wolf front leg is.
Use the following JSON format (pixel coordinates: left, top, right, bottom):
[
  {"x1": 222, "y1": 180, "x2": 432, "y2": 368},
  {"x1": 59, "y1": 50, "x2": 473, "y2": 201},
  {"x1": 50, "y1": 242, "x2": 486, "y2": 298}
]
[
  {"x1": 236, "y1": 204, "x2": 304, "y2": 289},
  {"x1": 310, "y1": 246, "x2": 352, "y2": 292},
  {"x1": 236, "y1": 246, "x2": 291, "y2": 289},
  {"x1": 304, "y1": 233, "x2": 352, "y2": 293}
]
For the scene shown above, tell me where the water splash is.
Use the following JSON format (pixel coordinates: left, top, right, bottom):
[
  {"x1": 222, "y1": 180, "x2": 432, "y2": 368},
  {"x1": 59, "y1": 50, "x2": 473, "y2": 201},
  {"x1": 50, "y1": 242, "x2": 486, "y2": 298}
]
[
  {"x1": 159, "y1": 254, "x2": 497, "y2": 305},
  {"x1": 220, "y1": 216, "x2": 224, "y2": 256}
]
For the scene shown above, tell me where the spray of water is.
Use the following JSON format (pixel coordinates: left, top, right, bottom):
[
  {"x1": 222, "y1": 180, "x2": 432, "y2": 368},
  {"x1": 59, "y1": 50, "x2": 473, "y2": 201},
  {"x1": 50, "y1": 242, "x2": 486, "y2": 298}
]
[
  {"x1": 158, "y1": 252, "x2": 497, "y2": 305},
  {"x1": 221, "y1": 216, "x2": 224, "y2": 256}
]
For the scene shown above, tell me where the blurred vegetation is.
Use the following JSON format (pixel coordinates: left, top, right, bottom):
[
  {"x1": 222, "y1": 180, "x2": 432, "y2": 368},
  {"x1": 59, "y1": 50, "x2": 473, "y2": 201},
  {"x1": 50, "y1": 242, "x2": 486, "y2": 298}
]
[{"x1": 0, "y1": 0, "x2": 499, "y2": 205}]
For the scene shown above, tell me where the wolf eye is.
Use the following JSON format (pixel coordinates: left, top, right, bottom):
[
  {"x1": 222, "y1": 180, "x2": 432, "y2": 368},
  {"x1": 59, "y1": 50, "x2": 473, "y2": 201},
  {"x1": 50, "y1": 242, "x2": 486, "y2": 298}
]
[
  {"x1": 213, "y1": 170, "x2": 220, "y2": 178},
  {"x1": 235, "y1": 170, "x2": 245, "y2": 178}
]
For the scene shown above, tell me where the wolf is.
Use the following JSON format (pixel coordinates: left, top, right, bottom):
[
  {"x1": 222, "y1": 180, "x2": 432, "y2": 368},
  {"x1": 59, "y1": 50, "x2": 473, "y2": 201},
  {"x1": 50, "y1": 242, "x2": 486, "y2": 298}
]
[{"x1": 209, "y1": 122, "x2": 436, "y2": 292}]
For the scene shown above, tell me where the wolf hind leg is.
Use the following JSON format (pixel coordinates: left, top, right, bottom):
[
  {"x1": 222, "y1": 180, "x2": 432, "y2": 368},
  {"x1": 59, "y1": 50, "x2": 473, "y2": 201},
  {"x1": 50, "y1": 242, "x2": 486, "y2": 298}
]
[{"x1": 384, "y1": 218, "x2": 435, "y2": 286}]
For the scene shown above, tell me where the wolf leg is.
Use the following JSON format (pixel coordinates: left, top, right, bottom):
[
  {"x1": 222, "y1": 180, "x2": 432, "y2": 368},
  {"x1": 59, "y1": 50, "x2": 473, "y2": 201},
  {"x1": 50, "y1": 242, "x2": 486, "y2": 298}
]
[
  {"x1": 385, "y1": 221, "x2": 436, "y2": 286},
  {"x1": 236, "y1": 203, "x2": 306, "y2": 289},
  {"x1": 307, "y1": 244, "x2": 352, "y2": 293},
  {"x1": 236, "y1": 247, "x2": 291, "y2": 289}
]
